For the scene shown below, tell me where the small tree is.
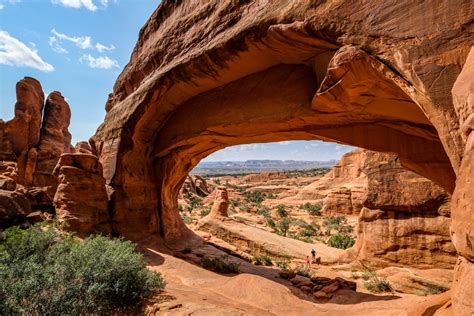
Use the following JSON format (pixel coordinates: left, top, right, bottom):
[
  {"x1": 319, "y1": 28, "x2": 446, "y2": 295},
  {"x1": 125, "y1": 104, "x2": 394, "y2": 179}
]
[
  {"x1": 277, "y1": 217, "x2": 291, "y2": 237},
  {"x1": 276, "y1": 204, "x2": 288, "y2": 218}
]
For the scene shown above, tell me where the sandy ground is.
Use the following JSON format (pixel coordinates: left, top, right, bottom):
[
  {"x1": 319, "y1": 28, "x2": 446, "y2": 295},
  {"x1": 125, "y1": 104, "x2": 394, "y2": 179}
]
[{"x1": 139, "y1": 235, "x2": 451, "y2": 315}]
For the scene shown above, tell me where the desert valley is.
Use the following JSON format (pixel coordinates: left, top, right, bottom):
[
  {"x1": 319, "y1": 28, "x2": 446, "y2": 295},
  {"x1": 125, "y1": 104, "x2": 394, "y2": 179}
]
[{"x1": 0, "y1": 0, "x2": 473, "y2": 315}]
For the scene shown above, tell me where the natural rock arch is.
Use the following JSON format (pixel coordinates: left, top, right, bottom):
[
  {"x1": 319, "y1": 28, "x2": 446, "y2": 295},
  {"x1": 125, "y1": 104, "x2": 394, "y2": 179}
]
[{"x1": 91, "y1": 1, "x2": 473, "y2": 313}]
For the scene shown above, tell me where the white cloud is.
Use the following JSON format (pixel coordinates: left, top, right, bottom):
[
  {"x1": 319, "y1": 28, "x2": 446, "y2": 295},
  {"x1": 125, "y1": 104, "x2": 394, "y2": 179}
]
[
  {"x1": 48, "y1": 36, "x2": 68, "y2": 54},
  {"x1": 0, "y1": 31, "x2": 54, "y2": 72},
  {"x1": 95, "y1": 42, "x2": 115, "y2": 53},
  {"x1": 51, "y1": 0, "x2": 98, "y2": 11},
  {"x1": 51, "y1": 29, "x2": 92, "y2": 49},
  {"x1": 278, "y1": 141, "x2": 290, "y2": 146},
  {"x1": 0, "y1": 4, "x2": 4, "y2": 10},
  {"x1": 80, "y1": 54, "x2": 118, "y2": 69},
  {"x1": 51, "y1": 0, "x2": 115, "y2": 11}
]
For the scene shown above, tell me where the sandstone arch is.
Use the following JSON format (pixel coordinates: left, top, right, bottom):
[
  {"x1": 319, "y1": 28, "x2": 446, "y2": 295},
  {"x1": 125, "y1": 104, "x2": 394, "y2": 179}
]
[{"x1": 91, "y1": 1, "x2": 473, "y2": 313}]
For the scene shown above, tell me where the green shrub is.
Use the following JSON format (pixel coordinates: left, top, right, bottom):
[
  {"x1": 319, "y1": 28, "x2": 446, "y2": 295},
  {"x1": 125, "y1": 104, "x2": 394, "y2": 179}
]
[
  {"x1": 275, "y1": 256, "x2": 292, "y2": 269},
  {"x1": 200, "y1": 206, "x2": 211, "y2": 217},
  {"x1": 0, "y1": 223, "x2": 165, "y2": 315},
  {"x1": 323, "y1": 215, "x2": 347, "y2": 229},
  {"x1": 295, "y1": 264, "x2": 311, "y2": 277},
  {"x1": 253, "y1": 255, "x2": 273, "y2": 266},
  {"x1": 301, "y1": 202, "x2": 322, "y2": 216},
  {"x1": 200, "y1": 256, "x2": 240, "y2": 274},
  {"x1": 415, "y1": 282, "x2": 449, "y2": 296},
  {"x1": 327, "y1": 234, "x2": 355, "y2": 249},
  {"x1": 187, "y1": 196, "x2": 203, "y2": 211},
  {"x1": 180, "y1": 212, "x2": 193, "y2": 224},
  {"x1": 358, "y1": 262, "x2": 392, "y2": 293},
  {"x1": 299, "y1": 224, "x2": 319, "y2": 237},
  {"x1": 266, "y1": 218, "x2": 276, "y2": 229},
  {"x1": 267, "y1": 193, "x2": 277, "y2": 199},
  {"x1": 337, "y1": 224, "x2": 353, "y2": 234},
  {"x1": 276, "y1": 204, "x2": 288, "y2": 218},
  {"x1": 245, "y1": 191, "x2": 265, "y2": 205},
  {"x1": 257, "y1": 206, "x2": 271, "y2": 218},
  {"x1": 277, "y1": 217, "x2": 291, "y2": 237}
]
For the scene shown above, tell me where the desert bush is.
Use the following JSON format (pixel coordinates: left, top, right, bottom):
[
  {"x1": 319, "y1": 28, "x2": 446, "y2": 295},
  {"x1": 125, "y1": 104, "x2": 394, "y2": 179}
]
[
  {"x1": 266, "y1": 218, "x2": 276, "y2": 229},
  {"x1": 327, "y1": 234, "x2": 355, "y2": 249},
  {"x1": 295, "y1": 264, "x2": 311, "y2": 277},
  {"x1": 267, "y1": 192, "x2": 277, "y2": 199},
  {"x1": 253, "y1": 255, "x2": 273, "y2": 266},
  {"x1": 323, "y1": 215, "x2": 346, "y2": 229},
  {"x1": 359, "y1": 262, "x2": 392, "y2": 293},
  {"x1": 275, "y1": 256, "x2": 292, "y2": 269},
  {"x1": 323, "y1": 215, "x2": 353, "y2": 235},
  {"x1": 0, "y1": 223, "x2": 165, "y2": 315},
  {"x1": 245, "y1": 191, "x2": 265, "y2": 205},
  {"x1": 415, "y1": 281, "x2": 449, "y2": 296},
  {"x1": 337, "y1": 224, "x2": 353, "y2": 234},
  {"x1": 301, "y1": 202, "x2": 322, "y2": 216},
  {"x1": 276, "y1": 204, "x2": 288, "y2": 218},
  {"x1": 200, "y1": 256, "x2": 240, "y2": 274},
  {"x1": 277, "y1": 217, "x2": 291, "y2": 237},
  {"x1": 199, "y1": 206, "x2": 211, "y2": 217},
  {"x1": 257, "y1": 207, "x2": 271, "y2": 218},
  {"x1": 187, "y1": 196, "x2": 203, "y2": 211},
  {"x1": 180, "y1": 212, "x2": 193, "y2": 224}
]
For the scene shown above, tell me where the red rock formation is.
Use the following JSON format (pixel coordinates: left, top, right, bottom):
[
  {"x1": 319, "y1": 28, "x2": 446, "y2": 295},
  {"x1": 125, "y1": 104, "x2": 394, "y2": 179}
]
[
  {"x1": 74, "y1": 141, "x2": 94, "y2": 154},
  {"x1": 33, "y1": 92, "x2": 73, "y2": 188},
  {"x1": 89, "y1": 2, "x2": 472, "y2": 312},
  {"x1": 450, "y1": 47, "x2": 474, "y2": 314},
  {"x1": 5, "y1": 77, "x2": 44, "y2": 159},
  {"x1": 53, "y1": 153, "x2": 111, "y2": 236},
  {"x1": 0, "y1": 189, "x2": 32, "y2": 228},
  {"x1": 209, "y1": 186, "x2": 229, "y2": 218},
  {"x1": 181, "y1": 175, "x2": 210, "y2": 198}
]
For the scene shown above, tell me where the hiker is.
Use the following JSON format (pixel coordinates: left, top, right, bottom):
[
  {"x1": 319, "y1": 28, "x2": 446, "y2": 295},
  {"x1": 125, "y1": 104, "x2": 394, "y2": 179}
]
[
  {"x1": 311, "y1": 248, "x2": 316, "y2": 262},
  {"x1": 306, "y1": 256, "x2": 311, "y2": 268}
]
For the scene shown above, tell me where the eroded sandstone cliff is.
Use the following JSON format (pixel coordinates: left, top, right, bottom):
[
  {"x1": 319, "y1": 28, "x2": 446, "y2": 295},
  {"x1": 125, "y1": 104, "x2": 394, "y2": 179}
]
[{"x1": 86, "y1": 1, "x2": 472, "y2": 313}]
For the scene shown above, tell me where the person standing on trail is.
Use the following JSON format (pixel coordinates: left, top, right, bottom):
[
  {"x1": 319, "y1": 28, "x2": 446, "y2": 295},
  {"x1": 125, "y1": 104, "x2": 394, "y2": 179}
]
[
  {"x1": 306, "y1": 256, "x2": 311, "y2": 267},
  {"x1": 311, "y1": 248, "x2": 316, "y2": 262}
]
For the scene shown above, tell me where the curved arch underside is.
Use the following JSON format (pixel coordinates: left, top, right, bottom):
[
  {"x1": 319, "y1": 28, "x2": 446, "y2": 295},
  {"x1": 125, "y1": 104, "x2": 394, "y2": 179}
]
[{"x1": 89, "y1": 0, "x2": 471, "y2": 249}]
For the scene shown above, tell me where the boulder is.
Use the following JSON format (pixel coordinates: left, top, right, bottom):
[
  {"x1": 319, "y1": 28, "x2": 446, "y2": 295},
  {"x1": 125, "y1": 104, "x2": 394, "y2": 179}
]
[
  {"x1": 0, "y1": 189, "x2": 31, "y2": 228},
  {"x1": 0, "y1": 176, "x2": 16, "y2": 191},
  {"x1": 74, "y1": 141, "x2": 94, "y2": 154},
  {"x1": 278, "y1": 270, "x2": 296, "y2": 280},
  {"x1": 53, "y1": 153, "x2": 111, "y2": 236}
]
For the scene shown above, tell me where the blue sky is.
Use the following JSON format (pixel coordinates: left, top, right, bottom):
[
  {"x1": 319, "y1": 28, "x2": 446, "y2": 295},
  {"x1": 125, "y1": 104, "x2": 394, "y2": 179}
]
[
  {"x1": 0, "y1": 0, "x2": 160, "y2": 142},
  {"x1": 0, "y1": 0, "x2": 354, "y2": 161}
]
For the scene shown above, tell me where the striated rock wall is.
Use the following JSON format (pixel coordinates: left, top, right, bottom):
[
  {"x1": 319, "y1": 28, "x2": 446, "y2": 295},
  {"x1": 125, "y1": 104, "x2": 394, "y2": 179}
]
[{"x1": 53, "y1": 153, "x2": 111, "y2": 236}]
